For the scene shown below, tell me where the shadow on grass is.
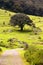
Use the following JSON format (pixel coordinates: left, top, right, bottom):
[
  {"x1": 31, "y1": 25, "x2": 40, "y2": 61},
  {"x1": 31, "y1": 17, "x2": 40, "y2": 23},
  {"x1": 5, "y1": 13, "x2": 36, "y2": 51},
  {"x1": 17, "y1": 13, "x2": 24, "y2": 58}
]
[{"x1": 14, "y1": 29, "x2": 33, "y2": 33}]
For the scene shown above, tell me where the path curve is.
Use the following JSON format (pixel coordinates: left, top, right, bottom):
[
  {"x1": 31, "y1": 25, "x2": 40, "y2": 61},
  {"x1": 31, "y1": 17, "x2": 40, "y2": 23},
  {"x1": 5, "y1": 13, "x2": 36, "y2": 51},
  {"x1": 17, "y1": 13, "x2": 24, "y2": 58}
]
[{"x1": 0, "y1": 48, "x2": 24, "y2": 65}]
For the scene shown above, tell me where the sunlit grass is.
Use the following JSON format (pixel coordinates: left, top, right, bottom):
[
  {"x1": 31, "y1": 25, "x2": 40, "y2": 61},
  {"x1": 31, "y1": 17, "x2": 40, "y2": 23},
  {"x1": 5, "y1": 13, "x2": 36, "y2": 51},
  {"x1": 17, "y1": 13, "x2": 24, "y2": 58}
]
[
  {"x1": 0, "y1": 9, "x2": 43, "y2": 48},
  {"x1": 0, "y1": 9, "x2": 43, "y2": 65}
]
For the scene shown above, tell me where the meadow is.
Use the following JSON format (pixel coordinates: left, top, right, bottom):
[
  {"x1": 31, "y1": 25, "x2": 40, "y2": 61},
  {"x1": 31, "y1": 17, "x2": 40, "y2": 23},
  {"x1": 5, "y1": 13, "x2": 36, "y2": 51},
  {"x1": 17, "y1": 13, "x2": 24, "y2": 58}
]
[
  {"x1": 0, "y1": 9, "x2": 43, "y2": 65},
  {"x1": 0, "y1": 9, "x2": 43, "y2": 48}
]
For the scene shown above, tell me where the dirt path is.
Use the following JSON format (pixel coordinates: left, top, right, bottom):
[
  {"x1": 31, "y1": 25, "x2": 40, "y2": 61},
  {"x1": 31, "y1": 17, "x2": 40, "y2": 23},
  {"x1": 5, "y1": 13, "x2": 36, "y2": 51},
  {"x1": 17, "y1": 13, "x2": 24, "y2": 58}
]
[{"x1": 0, "y1": 48, "x2": 24, "y2": 65}]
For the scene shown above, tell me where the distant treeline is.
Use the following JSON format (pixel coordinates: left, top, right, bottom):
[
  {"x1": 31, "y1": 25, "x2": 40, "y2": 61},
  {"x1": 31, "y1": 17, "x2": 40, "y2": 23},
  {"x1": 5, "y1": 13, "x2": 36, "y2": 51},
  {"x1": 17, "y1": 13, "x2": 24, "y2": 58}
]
[{"x1": 0, "y1": 0, "x2": 43, "y2": 16}]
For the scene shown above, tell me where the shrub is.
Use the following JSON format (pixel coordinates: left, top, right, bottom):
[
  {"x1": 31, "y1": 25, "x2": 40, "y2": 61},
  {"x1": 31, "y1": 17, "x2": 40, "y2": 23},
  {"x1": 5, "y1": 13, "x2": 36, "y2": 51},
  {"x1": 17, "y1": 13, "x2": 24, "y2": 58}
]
[
  {"x1": 0, "y1": 48, "x2": 2, "y2": 52},
  {"x1": 38, "y1": 36, "x2": 41, "y2": 39},
  {"x1": 3, "y1": 22, "x2": 5, "y2": 26}
]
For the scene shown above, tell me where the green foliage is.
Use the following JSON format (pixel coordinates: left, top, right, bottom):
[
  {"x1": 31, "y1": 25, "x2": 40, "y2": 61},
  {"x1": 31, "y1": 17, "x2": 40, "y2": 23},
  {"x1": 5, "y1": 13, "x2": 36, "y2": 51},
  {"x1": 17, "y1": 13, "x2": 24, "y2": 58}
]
[
  {"x1": 10, "y1": 13, "x2": 35, "y2": 31},
  {"x1": 0, "y1": 48, "x2": 2, "y2": 52},
  {"x1": 0, "y1": 0, "x2": 43, "y2": 16}
]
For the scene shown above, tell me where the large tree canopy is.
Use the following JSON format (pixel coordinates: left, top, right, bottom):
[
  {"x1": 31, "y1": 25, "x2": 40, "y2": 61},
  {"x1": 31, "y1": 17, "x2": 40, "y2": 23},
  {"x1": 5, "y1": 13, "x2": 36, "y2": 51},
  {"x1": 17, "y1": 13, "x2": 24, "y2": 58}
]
[
  {"x1": 0, "y1": 0, "x2": 43, "y2": 16},
  {"x1": 10, "y1": 13, "x2": 35, "y2": 31}
]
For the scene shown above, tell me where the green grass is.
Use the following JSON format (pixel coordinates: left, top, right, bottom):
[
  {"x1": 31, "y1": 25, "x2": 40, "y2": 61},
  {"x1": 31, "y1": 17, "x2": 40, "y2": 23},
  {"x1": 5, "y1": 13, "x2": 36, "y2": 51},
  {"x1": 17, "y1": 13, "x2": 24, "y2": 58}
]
[
  {"x1": 0, "y1": 9, "x2": 43, "y2": 65},
  {"x1": 0, "y1": 9, "x2": 43, "y2": 48}
]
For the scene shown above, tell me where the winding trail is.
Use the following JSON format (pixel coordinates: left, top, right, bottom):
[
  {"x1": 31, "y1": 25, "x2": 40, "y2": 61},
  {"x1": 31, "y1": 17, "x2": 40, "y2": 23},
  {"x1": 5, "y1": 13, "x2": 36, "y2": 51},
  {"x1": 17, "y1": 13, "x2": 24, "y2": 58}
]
[{"x1": 0, "y1": 48, "x2": 24, "y2": 65}]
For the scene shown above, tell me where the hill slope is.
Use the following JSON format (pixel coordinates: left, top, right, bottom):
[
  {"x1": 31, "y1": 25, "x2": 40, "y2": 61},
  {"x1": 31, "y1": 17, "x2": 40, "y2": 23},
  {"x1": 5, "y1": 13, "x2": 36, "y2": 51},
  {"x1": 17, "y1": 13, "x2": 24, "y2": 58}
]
[
  {"x1": 0, "y1": 0, "x2": 43, "y2": 16},
  {"x1": 0, "y1": 9, "x2": 43, "y2": 49}
]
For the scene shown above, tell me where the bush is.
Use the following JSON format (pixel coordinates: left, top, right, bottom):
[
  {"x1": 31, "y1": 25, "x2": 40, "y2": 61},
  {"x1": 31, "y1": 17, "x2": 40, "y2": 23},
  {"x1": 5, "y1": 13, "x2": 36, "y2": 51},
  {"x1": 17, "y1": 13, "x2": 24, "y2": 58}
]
[
  {"x1": 0, "y1": 48, "x2": 2, "y2": 52},
  {"x1": 3, "y1": 22, "x2": 5, "y2": 26}
]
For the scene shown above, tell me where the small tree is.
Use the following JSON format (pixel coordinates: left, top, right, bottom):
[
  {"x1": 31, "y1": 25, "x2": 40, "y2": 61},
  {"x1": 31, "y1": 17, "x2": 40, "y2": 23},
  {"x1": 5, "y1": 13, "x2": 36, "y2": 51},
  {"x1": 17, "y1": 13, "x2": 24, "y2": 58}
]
[{"x1": 10, "y1": 13, "x2": 35, "y2": 31}]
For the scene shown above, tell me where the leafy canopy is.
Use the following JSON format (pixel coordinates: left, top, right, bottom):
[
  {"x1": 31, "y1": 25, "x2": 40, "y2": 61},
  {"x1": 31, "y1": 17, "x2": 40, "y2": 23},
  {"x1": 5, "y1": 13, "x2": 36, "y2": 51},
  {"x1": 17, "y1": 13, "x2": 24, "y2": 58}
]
[{"x1": 10, "y1": 13, "x2": 35, "y2": 31}]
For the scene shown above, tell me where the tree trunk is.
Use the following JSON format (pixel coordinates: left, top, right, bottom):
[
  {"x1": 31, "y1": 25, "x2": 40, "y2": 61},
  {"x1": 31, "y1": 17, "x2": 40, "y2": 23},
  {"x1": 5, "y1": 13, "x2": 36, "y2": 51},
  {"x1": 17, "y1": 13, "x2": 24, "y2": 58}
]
[{"x1": 21, "y1": 26, "x2": 23, "y2": 31}]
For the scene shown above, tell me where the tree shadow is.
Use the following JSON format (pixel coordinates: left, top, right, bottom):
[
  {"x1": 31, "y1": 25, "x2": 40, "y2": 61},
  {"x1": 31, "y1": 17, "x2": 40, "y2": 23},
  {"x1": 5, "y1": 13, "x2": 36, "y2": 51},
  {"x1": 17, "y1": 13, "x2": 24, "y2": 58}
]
[{"x1": 14, "y1": 29, "x2": 33, "y2": 33}]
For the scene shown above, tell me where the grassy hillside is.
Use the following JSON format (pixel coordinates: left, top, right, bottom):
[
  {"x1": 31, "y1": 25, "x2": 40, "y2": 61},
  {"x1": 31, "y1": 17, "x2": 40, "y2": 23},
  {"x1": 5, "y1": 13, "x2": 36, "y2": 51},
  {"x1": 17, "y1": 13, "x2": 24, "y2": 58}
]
[
  {"x1": 0, "y1": 9, "x2": 43, "y2": 50},
  {"x1": 0, "y1": 9, "x2": 43, "y2": 65}
]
